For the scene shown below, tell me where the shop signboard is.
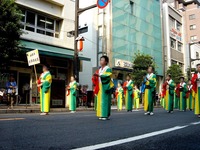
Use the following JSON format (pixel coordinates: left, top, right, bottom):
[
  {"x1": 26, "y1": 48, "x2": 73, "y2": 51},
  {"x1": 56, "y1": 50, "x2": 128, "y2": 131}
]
[{"x1": 115, "y1": 59, "x2": 133, "y2": 69}]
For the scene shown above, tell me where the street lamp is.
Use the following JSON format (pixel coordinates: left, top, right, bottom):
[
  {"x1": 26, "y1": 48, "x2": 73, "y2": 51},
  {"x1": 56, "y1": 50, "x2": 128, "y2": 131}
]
[{"x1": 189, "y1": 41, "x2": 200, "y2": 78}]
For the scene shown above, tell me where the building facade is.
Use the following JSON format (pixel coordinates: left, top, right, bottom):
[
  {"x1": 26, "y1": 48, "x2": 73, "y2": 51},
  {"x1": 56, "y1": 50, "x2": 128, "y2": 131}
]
[
  {"x1": 162, "y1": 2, "x2": 186, "y2": 73},
  {"x1": 79, "y1": 0, "x2": 163, "y2": 92},
  {"x1": 7, "y1": 0, "x2": 90, "y2": 107}
]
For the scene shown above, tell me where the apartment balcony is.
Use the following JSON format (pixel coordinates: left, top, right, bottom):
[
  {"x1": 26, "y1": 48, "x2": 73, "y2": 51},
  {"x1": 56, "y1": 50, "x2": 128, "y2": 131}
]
[{"x1": 177, "y1": 0, "x2": 200, "y2": 5}]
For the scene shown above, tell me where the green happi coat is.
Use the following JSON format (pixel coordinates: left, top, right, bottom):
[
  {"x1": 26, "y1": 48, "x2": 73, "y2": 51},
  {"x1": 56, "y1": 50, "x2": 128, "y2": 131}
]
[
  {"x1": 97, "y1": 66, "x2": 114, "y2": 118},
  {"x1": 165, "y1": 80, "x2": 175, "y2": 112},
  {"x1": 144, "y1": 73, "x2": 156, "y2": 112},
  {"x1": 40, "y1": 71, "x2": 52, "y2": 113},
  {"x1": 174, "y1": 89, "x2": 179, "y2": 109},
  {"x1": 68, "y1": 81, "x2": 77, "y2": 111},
  {"x1": 124, "y1": 80, "x2": 134, "y2": 111},
  {"x1": 179, "y1": 82, "x2": 187, "y2": 111}
]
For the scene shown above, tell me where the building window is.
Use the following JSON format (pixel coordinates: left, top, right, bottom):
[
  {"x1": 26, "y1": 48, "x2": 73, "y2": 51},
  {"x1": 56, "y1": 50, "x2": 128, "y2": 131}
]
[
  {"x1": 170, "y1": 38, "x2": 176, "y2": 49},
  {"x1": 190, "y1": 35, "x2": 197, "y2": 41},
  {"x1": 196, "y1": 52, "x2": 199, "y2": 59},
  {"x1": 20, "y1": 9, "x2": 61, "y2": 38},
  {"x1": 169, "y1": 16, "x2": 175, "y2": 29},
  {"x1": 189, "y1": 14, "x2": 195, "y2": 20},
  {"x1": 171, "y1": 60, "x2": 177, "y2": 65},
  {"x1": 176, "y1": 22, "x2": 181, "y2": 31},
  {"x1": 178, "y1": 42, "x2": 182, "y2": 51},
  {"x1": 190, "y1": 24, "x2": 196, "y2": 30}
]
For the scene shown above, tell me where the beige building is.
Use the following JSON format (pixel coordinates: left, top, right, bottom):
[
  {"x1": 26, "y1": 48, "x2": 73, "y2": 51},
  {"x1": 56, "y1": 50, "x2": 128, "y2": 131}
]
[{"x1": 3, "y1": 0, "x2": 90, "y2": 107}]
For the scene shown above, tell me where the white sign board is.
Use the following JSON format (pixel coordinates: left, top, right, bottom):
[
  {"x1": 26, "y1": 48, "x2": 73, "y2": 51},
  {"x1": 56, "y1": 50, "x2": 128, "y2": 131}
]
[
  {"x1": 115, "y1": 59, "x2": 133, "y2": 69},
  {"x1": 26, "y1": 49, "x2": 40, "y2": 66}
]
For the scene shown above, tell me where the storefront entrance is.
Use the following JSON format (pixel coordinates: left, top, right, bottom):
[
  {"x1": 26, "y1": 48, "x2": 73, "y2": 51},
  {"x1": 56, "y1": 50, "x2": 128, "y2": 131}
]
[{"x1": 18, "y1": 73, "x2": 30, "y2": 104}]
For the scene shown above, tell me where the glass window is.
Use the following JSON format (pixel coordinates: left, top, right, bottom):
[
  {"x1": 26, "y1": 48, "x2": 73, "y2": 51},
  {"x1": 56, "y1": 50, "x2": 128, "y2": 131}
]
[
  {"x1": 55, "y1": 20, "x2": 60, "y2": 32},
  {"x1": 20, "y1": 9, "x2": 26, "y2": 23},
  {"x1": 26, "y1": 11, "x2": 35, "y2": 25},
  {"x1": 37, "y1": 29, "x2": 45, "y2": 35},
  {"x1": 171, "y1": 60, "x2": 177, "y2": 65},
  {"x1": 46, "y1": 31, "x2": 54, "y2": 37},
  {"x1": 25, "y1": 26, "x2": 34, "y2": 32},
  {"x1": 169, "y1": 16, "x2": 175, "y2": 29},
  {"x1": 190, "y1": 35, "x2": 197, "y2": 41},
  {"x1": 170, "y1": 38, "x2": 176, "y2": 49},
  {"x1": 46, "y1": 18, "x2": 54, "y2": 30},
  {"x1": 178, "y1": 42, "x2": 182, "y2": 51},
  {"x1": 176, "y1": 22, "x2": 181, "y2": 31},
  {"x1": 196, "y1": 52, "x2": 199, "y2": 59},
  {"x1": 190, "y1": 24, "x2": 196, "y2": 30},
  {"x1": 37, "y1": 15, "x2": 45, "y2": 28},
  {"x1": 189, "y1": 14, "x2": 195, "y2": 20}
]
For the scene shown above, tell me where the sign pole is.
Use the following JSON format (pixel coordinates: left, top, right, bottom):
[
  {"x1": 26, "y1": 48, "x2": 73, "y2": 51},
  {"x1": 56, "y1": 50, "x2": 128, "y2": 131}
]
[{"x1": 34, "y1": 65, "x2": 38, "y2": 81}]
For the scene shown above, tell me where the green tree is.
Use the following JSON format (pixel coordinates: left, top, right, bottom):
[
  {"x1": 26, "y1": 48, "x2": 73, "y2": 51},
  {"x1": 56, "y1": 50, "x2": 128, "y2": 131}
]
[
  {"x1": 0, "y1": 0, "x2": 22, "y2": 70},
  {"x1": 132, "y1": 52, "x2": 156, "y2": 87},
  {"x1": 166, "y1": 64, "x2": 183, "y2": 84}
]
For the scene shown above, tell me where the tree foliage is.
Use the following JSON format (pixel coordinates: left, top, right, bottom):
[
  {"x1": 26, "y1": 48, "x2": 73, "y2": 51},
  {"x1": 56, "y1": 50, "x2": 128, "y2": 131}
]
[
  {"x1": 0, "y1": 0, "x2": 22, "y2": 69},
  {"x1": 166, "y1": 64, "x2": 183, "y2": 84},
  {"x1": 132, "y1": 52, "x2": 156, "y2": 87}
]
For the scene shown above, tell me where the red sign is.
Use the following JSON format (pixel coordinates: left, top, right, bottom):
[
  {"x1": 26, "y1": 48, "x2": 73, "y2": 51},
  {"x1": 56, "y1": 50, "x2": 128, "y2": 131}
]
[{"x1": 97, "y1": 0, "x2": 109, "y2": 9}]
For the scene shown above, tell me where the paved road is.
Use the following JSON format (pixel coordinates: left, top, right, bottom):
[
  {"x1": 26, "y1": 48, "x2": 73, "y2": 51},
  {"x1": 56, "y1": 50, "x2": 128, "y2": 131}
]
[{"x1": 0, "y1": 109, "x2": 200, "y2": 150}]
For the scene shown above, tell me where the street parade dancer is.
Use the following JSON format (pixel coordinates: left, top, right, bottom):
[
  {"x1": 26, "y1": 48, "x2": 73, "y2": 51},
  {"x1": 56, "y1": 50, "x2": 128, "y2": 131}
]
[
  {"x1": 37, "y1": 64, "x2": 52, "y2": 115},
  {"x1": 116, "y1": 82, "x2": 124, "y2": 111},
  {"x1": 93, "y1": 56, "x2": 114, "y2": 120},
  {"x1": 92, "y1": 69, "x2": 99, "y2": 111},
  {"x1": 123, "y1": 74, "x2": 134, "y2": 112},
  {"x1": 164, "y1": 74, "x2": 175, "y2": 113},
  {"x1": 67, "y1": 76, "x2": 77, "y2": 113},
  {"x1": 144, "y1": 66, "x2": 157, "y2": 116},
  {"x1": 186, "y1": 80, "x2": 194, "y2": 111},
  {"x1": 177, "y1": 77, "x2": 187, "y2": 111},
  {"x1": 191, "y1": 64, "x2": 200, "y2": 118},
  {"x1": 133, "y1": 85, "x2": 140, "y2": 110}
]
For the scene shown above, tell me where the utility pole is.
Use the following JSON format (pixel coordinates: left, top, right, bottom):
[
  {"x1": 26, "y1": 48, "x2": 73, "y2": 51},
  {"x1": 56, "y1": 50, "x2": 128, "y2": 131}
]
[{"x1": 73, "y1": 0, "x2": 97, "y2": 82}]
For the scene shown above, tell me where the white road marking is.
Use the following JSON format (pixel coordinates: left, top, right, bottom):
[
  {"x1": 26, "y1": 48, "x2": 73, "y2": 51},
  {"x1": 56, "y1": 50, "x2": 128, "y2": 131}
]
[
  {"x1": 72, "y1": 121, "x2": 200, "y2": 150},
  {"x1": 190, "y1": 121, "x2": 200, "y2": 125},
  {"x1": 0, "y1": 118, "x2": 25, "y2": 121}
]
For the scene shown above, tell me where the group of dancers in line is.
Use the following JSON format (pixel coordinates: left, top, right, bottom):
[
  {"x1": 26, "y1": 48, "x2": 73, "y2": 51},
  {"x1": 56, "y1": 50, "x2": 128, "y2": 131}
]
[
  {"x1": 91, "y1": 56, "x2": 157, "y2": 120},
  {"x1": 37, "y1": 56, "x2": 200, "y2": 119},
  {"x1": 160, "y1": 65, "x2": 200, "y2": 118}
]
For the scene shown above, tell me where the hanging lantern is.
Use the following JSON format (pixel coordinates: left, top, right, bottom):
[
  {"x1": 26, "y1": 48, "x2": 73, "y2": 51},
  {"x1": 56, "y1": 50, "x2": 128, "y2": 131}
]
[
  {"x1": 77, "y1": 40, "x2": 83, "y2": 52},
  {"x1": 76, "y1": 36, "x2": 85, "y2": 52}
]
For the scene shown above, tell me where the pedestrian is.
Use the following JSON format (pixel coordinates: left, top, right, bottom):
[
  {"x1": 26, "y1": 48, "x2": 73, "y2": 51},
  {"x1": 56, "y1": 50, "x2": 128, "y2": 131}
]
[
  {"x1": 37, "y1": 64, "x2": 52, "y2": 115},
  {"x1": 116, "y1": 82, "x2": 123, "y2": 111},
  {"x1": 6, "y1": 75, "x2": 17, "y2": 109},
  {"x1": 177, "y1": 76, "x2": 187, "y2": 111},
  {"x1": 67, "y1": 76, "x2": 77, "y2": 113},
  {"x1": 93, "y1": 56, "x2": 114, "y2": 120},
  {"x1": 191, "y1": 64, "x2": 200, "y2": 118},
  {"x1": 164, "y1": 74, "x2": 175, "y2": 113},
  {"x1": 123, "y1": 74, "x2": 134, "y2": 112},
  {"x1": 144, "y1": 66, "x2": 157, "y2": 116},
  {"x1": 186, "y1": 80, "x2": 193, "y2": 111},
  {"x1": 133, "y1": 85, "x2": 140, "y2": 110}
]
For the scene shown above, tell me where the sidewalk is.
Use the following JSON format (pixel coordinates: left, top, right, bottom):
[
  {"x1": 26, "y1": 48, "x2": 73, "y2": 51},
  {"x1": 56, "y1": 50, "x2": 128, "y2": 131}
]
[
  {"x1": 0, "y1": 105, "x2": 161, "y2": 114},
  {"x1": 0, "y1": 105, "x2": 118, "y2": 114}
]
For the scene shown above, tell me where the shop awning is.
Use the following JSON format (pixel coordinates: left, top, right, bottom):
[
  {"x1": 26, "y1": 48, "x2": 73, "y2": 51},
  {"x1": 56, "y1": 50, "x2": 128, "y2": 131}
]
[{"x1": 19, "y1": 40, "x2": 91, "y2": 61}]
